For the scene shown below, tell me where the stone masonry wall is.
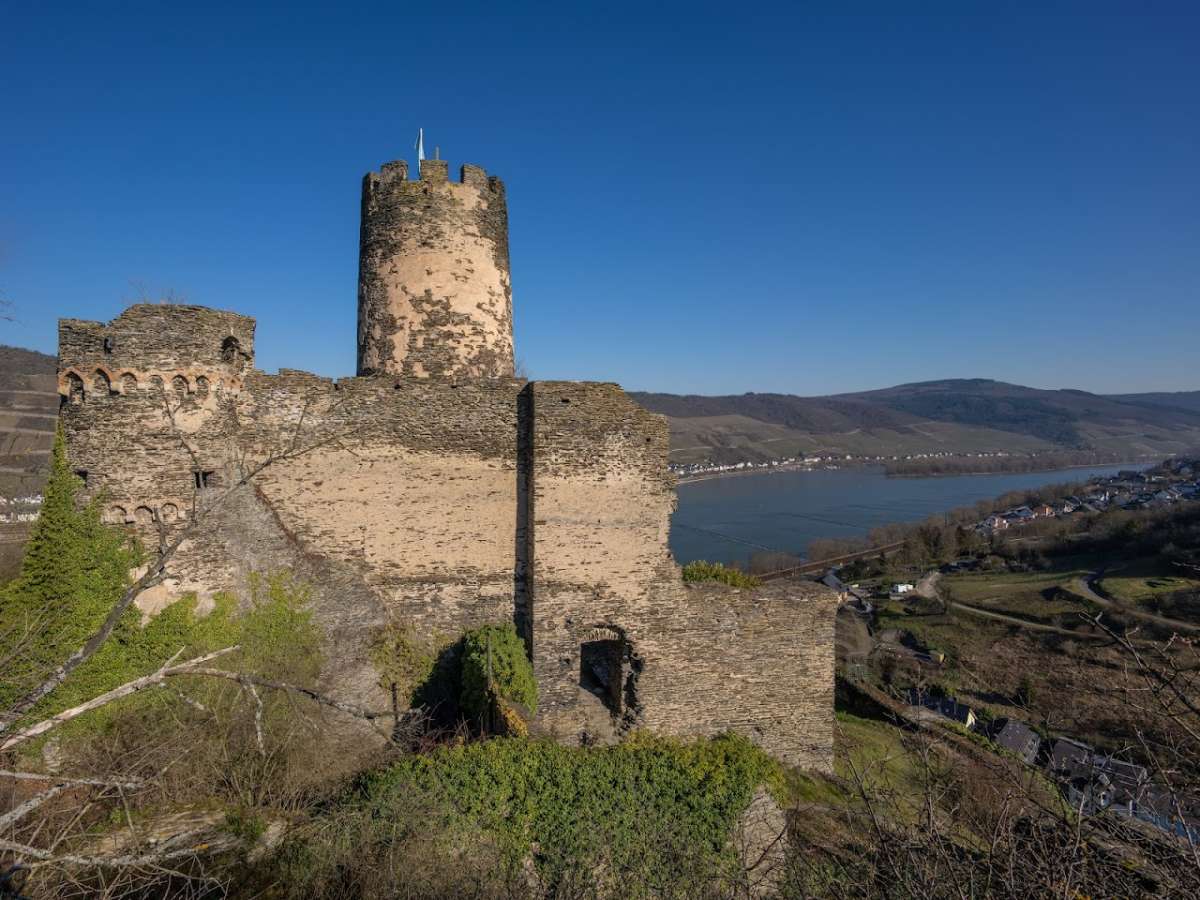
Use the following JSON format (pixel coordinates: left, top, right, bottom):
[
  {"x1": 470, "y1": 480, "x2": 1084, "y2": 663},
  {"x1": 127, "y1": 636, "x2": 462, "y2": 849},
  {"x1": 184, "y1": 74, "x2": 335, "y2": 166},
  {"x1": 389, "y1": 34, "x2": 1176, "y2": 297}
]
[
  {"x1": 58, "y1": 307, "x2": 528, "y2": 712},
  {"x1": 641, "y1": 582, "x2": 836, "y2": 772},
  {"x1": 58, "y1": 305, "x2": 837, "y2": 771},
  {"x1": 526, "y1": 381, "x2": 837, "y2": 770},
  {"x1": 357, "y1": 159, "x2": 514, "y2": 379},
  {"x1": 60, "y1": 304, "x2": 255, "y2": 393}
]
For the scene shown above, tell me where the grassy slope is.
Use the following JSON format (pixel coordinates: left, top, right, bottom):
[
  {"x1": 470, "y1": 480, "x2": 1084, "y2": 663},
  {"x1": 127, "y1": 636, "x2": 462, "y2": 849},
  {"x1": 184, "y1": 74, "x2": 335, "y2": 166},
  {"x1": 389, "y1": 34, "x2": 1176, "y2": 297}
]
[
  {"x1": 1096, "y1": 558, "x2": 1200, "y2": 607},
  {"x1": 876, "y1": 551, "x2": 1198, "y2": 749}
]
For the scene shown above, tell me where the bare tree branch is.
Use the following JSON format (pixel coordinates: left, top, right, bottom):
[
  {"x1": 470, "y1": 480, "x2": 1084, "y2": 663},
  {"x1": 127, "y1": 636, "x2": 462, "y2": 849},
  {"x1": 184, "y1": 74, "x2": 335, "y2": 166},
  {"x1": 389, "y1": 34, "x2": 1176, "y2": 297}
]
[
  {"x1": 0, "y1": 785, "x2": 69, "y2": 831},
  {"x1": 0, "y1": 772, "x2": 145, "y2": 789},
  {"x1": 0, "y1": 830, "x2": 237, "y2": 869},
  {"x1": 0, "y1": 646, "x2": 238, "y2": 750}
]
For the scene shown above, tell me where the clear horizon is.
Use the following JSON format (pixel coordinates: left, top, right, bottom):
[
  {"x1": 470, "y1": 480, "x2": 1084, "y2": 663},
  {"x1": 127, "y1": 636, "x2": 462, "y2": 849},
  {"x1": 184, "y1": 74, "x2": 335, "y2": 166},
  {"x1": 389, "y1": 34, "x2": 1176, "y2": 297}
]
[{"x1": 2, "y1": 2, "x2": 1197, "y2": 396}]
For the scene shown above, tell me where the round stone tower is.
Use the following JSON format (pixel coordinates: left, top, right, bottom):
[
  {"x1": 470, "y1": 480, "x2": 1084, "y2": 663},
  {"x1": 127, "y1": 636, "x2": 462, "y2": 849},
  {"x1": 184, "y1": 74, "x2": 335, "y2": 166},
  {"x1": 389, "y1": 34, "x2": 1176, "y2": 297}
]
[{"x1": 356, "y1": 158, "x2": 514, "y2": 379}]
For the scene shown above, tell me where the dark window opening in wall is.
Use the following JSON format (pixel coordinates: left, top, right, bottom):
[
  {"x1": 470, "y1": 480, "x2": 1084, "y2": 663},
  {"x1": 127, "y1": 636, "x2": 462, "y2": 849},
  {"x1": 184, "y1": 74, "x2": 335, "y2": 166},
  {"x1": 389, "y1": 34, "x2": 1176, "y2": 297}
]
[
  {"x1": 65, "y1": 373, "x2": 85, "y2": 405},
  {"x1": 221, "y1": 336, "x2": 242, "y2": 364},
  {"x1": 193, "y1": 470, "x2": 215, "y2": 490},
  {"x1": 580, "y1": 639, "x2": 624, "y2": 715},
  {"x1": 103, "y1": 336, "x2": 114, "y2": 354},
  {"x1": 73, "y1": 469, "x2": 88, "y2": 485}
]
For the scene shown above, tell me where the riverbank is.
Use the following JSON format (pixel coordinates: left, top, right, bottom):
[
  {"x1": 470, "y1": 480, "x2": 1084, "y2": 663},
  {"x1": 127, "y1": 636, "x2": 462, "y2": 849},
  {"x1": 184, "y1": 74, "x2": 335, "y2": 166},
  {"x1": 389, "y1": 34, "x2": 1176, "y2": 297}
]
[
  {"x1": 884, "y1": 458, "x2": 1153, "y2": 478},
  {"x1": 675, "y1": 454, "x2": 1155, "y2": 485},
  {"x1": 675, "y1": 462, "x2": 836, "y2": 485}
]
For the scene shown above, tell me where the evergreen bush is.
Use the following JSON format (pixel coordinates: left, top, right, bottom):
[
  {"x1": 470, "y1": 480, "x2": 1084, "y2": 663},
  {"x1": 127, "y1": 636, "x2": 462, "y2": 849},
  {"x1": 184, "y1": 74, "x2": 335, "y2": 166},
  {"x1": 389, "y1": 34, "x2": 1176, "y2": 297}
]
[{"x1": 459, "y1": 623, "x2": 537, "y2": 722}]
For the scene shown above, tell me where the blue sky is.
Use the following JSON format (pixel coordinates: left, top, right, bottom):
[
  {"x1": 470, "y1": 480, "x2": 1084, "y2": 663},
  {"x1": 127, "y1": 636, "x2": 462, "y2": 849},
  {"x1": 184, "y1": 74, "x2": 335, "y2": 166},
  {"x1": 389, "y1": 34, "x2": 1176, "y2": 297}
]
[{"x1": 2, "y1": 1, "x2": 1197, "y2": 395}]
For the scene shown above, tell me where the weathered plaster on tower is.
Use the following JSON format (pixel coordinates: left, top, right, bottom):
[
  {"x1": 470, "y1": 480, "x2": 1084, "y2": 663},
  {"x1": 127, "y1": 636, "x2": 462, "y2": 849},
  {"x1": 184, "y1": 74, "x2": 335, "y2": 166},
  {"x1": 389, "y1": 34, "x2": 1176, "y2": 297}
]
[{"x1": 357, "y1": 159, "x2": 514, "y2": 379}]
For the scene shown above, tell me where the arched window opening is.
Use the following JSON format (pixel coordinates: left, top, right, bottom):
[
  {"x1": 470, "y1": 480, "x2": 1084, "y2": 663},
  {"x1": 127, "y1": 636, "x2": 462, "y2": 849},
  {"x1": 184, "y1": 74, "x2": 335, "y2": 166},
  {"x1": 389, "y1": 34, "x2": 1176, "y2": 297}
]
[
  {"x1": 120, "y1": 372, "x2": 138, "y2": 393},
  {"x1": 66, "y1": 373, "x2": 85, "y2": 405},
  {"x1": 103, "y1": 506, "x2": 128, "y2": 525},
  {"x1": 159, "y1": 502, "x2": 180, "y2": 523},
  {"x1": 195, "y1": 375, "x2": 210, "y2": 398},
  {"x1": 171, "y1": 375, "x2": 189, "y2": 397},
  {"x1": 92, "y1": 370, "x2": 113, "y2": 395},
  {"x1": 133, "y1": 506, "x2": 155, "y2": 526},
  {"x1": 149, "y1": 375, "x2": 164, "y2": 393}
]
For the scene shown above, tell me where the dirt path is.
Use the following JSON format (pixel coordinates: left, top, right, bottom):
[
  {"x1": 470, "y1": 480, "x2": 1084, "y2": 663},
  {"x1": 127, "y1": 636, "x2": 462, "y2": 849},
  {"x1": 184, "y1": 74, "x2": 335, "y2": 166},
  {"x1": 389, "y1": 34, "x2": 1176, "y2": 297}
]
[
  {"x1": 1073, "y1": 574, "x2": 1200, "y2": 633},
  {"x1": 916, "y1": 570, "x2": 941, "y2": 599},
  {"x1": 836, "y1": 606, "x2": 874, "y2": 665},
  {"x1": 947, "y1": 600, "x2": 1165, "y2": 647},
  {"x1": 945, "y1": 601, "x2": 1103, "y2": 637}
]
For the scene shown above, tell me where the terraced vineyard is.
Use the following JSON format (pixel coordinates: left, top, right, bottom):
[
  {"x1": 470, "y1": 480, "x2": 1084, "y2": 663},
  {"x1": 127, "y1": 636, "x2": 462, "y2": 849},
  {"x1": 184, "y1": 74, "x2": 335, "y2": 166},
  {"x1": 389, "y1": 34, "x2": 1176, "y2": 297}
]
[{"x1": 0, "y1": 345, "x2": 57, "y2": 576}]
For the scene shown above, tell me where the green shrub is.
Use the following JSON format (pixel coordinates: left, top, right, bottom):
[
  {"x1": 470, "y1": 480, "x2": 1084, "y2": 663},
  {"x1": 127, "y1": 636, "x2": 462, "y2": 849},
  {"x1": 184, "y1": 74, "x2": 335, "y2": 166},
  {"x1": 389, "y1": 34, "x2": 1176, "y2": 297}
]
[
  {"x1": 459, "y1": 623, "x2": 536, "y2": 721},
  {"x1": 681, "y1": 560, "x2": 761, "y2": 588},
  {"x1": 270, "y1": 732, "x2": 784, "y2": 896}
]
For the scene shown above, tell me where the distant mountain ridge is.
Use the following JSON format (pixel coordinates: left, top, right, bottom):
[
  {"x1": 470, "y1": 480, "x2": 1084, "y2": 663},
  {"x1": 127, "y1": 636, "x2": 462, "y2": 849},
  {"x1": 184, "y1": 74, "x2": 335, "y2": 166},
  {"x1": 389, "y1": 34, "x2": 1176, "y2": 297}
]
[
  {"x1": 1107, "y1": 390, "x2": 1200, "y2": 415},
  {"x1": 630, "y1": 379, "x2": 1200, "y2": 466}
]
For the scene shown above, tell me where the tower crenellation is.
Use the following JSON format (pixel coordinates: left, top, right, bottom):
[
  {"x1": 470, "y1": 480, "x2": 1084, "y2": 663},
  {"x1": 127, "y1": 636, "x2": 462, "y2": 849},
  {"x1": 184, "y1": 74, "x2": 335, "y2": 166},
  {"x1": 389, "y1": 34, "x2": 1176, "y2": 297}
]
[{"x1": 356, "y1": 157, "x2": 514, "y2": 379}]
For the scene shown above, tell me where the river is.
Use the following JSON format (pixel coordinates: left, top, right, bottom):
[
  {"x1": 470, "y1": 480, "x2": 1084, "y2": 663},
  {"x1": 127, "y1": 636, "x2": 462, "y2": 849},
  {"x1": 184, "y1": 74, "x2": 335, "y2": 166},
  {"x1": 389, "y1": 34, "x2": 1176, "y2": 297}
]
[{"x1": 670, "y1": 464, "x2": 1141, "y2": 566}]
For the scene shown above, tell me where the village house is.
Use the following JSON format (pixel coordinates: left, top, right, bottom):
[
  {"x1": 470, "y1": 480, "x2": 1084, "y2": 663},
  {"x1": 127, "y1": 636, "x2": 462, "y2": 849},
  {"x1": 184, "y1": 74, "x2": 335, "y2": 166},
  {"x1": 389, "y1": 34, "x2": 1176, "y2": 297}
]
[{"x1": 988, "y1": 718, "x2": 1041, "y2": 764}]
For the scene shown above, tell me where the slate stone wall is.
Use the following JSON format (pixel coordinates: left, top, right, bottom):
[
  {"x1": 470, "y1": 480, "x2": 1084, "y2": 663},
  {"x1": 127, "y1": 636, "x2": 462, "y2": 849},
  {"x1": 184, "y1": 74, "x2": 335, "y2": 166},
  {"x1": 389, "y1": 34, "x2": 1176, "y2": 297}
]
[
  {"x1": 58, "y1": 303, "x2": 834, "y2": 769},
  {"x1": 525, "y1": 381, "x2": 837, "y2": 770}
]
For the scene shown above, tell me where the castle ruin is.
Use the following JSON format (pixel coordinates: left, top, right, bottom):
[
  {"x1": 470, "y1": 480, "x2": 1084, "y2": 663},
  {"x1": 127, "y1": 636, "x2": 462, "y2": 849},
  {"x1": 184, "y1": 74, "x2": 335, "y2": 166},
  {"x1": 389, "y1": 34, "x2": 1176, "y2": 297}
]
[{"x1": 57, "y1": 156, "x2": 836, "y2": 770}]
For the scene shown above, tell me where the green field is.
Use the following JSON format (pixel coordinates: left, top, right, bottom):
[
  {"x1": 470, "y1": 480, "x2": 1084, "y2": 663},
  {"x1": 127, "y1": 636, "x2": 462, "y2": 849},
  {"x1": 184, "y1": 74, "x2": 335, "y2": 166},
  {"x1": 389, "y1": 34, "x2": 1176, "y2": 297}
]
[
  {"x1": 940, "y1": 568, "x2": 1095, "y2": 626},
  {"x1": 1097, "y1": 559, "x2": 1200, "y2": 607}
]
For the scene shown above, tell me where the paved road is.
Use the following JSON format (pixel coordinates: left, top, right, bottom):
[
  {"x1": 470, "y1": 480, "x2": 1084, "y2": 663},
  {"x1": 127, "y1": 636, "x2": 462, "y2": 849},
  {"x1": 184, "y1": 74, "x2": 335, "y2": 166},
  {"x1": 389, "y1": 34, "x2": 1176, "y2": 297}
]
[{"x1": 1074, "y1": 573, "x2": 1200, "y2": 633}]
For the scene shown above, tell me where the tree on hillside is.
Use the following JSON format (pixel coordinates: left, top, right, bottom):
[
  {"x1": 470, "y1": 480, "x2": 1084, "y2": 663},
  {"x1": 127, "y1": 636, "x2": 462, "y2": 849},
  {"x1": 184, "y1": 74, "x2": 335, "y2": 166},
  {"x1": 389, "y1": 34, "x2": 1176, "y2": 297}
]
[{"x1": 0, "y1": 426, "x2": 136, "y2": 707}]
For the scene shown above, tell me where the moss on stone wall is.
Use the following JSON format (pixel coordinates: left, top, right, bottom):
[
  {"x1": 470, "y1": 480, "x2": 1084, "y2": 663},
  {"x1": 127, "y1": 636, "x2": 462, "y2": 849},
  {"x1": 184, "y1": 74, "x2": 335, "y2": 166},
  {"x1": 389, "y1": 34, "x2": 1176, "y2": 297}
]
[
  {"x1": 370, "y1": 619, "x2": 455, "y2": 706},
  {"x1": 681, "y1": 560, "x2": 762, "y2": 589},
  {"x1": 460, "y1": 622, "x2": 537, "y2": 722}
]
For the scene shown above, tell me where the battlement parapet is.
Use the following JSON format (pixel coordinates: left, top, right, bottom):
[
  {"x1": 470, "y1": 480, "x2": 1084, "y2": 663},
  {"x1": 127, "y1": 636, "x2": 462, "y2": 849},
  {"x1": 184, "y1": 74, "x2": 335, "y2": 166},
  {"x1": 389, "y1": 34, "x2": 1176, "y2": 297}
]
[{"x1": 362, "y1": 160, "x2": 504, "y2": 195}]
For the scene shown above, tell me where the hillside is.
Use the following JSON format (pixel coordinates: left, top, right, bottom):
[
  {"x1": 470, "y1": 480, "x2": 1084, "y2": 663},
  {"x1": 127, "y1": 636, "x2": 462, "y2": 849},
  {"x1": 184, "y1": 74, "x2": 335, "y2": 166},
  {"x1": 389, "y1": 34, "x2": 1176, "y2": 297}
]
[
  {"x1": 0, "y1": 344, "x2": 57, "y2": 576},
  {"x1": 1109, "y1": 390, "x2": 1200, "y2": 414},
  {"x1": 631, "y1": 379, "x2": 1200, "y2": 466}
]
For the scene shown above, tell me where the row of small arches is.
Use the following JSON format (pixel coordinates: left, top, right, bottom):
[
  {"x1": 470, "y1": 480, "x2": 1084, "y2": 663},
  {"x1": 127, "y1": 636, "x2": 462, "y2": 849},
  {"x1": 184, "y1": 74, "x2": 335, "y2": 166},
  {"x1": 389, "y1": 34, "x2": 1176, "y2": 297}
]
[
  {"x1": 102, "y1": 502, "x2": 183, "y2": 526},
  {"x1": 64, "y1": 370, "x2": 213, "y2": 404}
]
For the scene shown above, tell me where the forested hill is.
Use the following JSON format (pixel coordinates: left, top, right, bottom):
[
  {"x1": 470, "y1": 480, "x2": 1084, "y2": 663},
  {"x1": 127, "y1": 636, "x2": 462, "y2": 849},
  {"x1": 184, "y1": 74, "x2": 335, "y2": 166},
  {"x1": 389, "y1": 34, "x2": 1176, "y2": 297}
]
[
  {"x1": 630, "y1": 379, "x2": 1200, "y2": 466},
  {"x1": 1107, "y1": 391, "x2": 1200, "y2": 415}
]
